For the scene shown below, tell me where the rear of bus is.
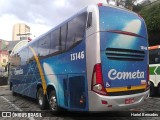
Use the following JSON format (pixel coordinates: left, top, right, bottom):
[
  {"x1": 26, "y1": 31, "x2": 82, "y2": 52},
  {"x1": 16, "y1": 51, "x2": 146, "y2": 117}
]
[{"x1": 86, "y1": 4, "x2": 149, "y2": 111}]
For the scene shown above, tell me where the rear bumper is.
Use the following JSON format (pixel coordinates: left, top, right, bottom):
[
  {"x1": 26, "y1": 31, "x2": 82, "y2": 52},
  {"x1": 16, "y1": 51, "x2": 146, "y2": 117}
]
[{"x1": 88, "y1": 90, "x2": 149, "y2": 111}]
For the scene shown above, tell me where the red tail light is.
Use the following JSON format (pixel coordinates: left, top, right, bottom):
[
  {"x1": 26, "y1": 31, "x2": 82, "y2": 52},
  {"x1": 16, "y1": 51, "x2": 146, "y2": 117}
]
[
  {"x1": 91, "y1": 63, "x2": 107, "y2": 95},
  {"x1": 97, "y1": 3, "x2": 103, "y2": 7}
]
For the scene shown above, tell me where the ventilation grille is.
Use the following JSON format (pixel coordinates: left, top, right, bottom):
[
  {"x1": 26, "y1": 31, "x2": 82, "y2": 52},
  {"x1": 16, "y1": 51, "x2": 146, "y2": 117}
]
[{"x1": 106, "y1": 48, "x2": 145, "y2": 61}]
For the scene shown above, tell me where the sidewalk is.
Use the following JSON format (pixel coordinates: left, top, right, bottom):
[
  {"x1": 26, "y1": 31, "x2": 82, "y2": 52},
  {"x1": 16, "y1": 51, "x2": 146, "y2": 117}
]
[{"x1": 0, "y1": 85, "x2": 11, "y2": 96}]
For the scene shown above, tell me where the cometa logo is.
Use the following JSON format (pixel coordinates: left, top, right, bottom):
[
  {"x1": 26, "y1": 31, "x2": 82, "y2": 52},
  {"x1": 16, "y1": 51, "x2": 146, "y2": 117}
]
[{"x1": 108, "y1": 69, "x2": 144, "y2": 80}]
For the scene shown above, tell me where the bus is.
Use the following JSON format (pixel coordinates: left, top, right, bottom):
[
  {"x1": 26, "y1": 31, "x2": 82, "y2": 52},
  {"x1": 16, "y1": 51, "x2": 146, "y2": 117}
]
[
  {"x1": 149, "y1": 45, "x2": 160, "y2": 97},
  {"x1": 9, "y1": 3, "x2": 149, "y2": 112}
]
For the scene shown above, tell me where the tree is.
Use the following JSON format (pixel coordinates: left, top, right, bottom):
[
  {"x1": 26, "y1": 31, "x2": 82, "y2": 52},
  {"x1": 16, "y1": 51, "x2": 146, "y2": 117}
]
[
  {"x1": 140, "y1": 2, "x2": 160, "y2": 33},
  {"x1": 125, "y1": 0, "x2": 137, "y2": 10},
  {"x1": 139, "y1": 2, "x2": 160, "y2": 45},
  {"x1": 133, "y1": 4, "x2": 143, "y2": 12},
  {"x1": 108, "y1": 0, "x2": 137, "y2": 10}
]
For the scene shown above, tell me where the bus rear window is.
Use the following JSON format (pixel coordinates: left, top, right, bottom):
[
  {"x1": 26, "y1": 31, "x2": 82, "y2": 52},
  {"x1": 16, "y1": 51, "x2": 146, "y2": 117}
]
[
  {"x1": 149, "y1": 49, "x2": 160, "y2": 64},
  {"x1": 99, "y1": 6, "x2": 147, "y2": 38}
]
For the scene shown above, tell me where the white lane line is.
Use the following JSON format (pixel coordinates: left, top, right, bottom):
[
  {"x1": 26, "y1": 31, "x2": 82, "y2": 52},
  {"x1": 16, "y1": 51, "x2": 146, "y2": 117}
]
[{"x1": 1, "y1": 96, "x2": 35, "y2": 120}]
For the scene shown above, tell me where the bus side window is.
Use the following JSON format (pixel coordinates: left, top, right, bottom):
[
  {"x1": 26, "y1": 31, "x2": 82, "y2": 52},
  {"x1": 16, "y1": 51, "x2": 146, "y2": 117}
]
[
  {"x1": 28, "y1": 42, "x2": 38, "y2": 62},
  {"x1": 10, "y1": 54, "x2": 20, "y2": 67},
  {"x1": 19, "y1": 48, "x2": 28, "y2": 66},
  {"x1": 61, "y1": 24, "x2": 67, "y2": 51},
  {"x1": 38, "y1": 35, "x2": 50, "y2": 57},
  {"x1": 149, "y1": 49, "x2": 160, "y2": 64},
  {"x1": 50, "y1": 29, "x2": 60, "y2": 54},
  {"x1": 66, "y1": 12, "x2": 87, "y2": 50},
  {"x1": 87, "y1": 12, "x2": 92, "y2": 28},
  {"x1": 155, "y1": 52, "x2": 160, "y2": 63}
]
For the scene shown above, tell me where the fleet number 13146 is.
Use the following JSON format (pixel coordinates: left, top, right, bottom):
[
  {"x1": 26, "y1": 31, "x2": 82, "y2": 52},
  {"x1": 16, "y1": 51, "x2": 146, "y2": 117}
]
[{"x1": 70, "y1": 51, "x2": 84, "y2": 61}]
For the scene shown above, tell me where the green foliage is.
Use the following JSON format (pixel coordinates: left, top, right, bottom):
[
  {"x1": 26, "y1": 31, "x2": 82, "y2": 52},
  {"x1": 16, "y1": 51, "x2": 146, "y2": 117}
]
[
  {"x1": 133, "y1": 4, "x2": 143, "y2": 12},
  {"x1": 140, "y1": 3, "x2": 160, "y2": 33},
  {"x1": 125, "y1": 0, "x2": 136, "y2": 6}
]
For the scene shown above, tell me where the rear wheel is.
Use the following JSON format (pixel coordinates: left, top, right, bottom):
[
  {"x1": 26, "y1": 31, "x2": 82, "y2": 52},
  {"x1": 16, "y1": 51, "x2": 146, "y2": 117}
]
[
  {"x1": 149, "y1": 82, "x2": 155, "y2": 97},
  {"x1": 157, "y1": 84, "x2": 160, "y2": 96},
  {"x1": 37, "y1": 87, "x2": 48, "y2": 110},
  {"x1": 49, "y1": 90, "x2": 60, "y2": 112},
  {"x1": 10, "y1": 83, "x2": 16, "y2": 96},
  {"x1": 12, "y1": 90, "x2": 16, "y2": 96}
]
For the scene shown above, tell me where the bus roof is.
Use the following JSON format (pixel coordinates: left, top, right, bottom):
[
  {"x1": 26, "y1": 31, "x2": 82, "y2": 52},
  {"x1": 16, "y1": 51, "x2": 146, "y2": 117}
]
[{"x1": 12, "y1": 3, "x2": 139, "y2": 55}]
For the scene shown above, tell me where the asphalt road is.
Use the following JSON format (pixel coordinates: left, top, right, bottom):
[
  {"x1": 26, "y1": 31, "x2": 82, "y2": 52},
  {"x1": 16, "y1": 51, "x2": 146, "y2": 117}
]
[{"x1": 0, "y1": 85, "x2": 160, "y2": 120}]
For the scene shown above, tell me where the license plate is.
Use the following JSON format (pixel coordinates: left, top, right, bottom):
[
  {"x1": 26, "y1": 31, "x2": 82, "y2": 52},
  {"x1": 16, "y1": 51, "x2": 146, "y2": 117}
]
[{"x1": 125, "y1": 98, "x2": 135, "y2": 104}]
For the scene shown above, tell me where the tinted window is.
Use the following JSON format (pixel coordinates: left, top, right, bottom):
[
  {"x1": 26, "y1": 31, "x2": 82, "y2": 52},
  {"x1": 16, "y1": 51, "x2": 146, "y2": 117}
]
[
  {"x1": 19, "y1": 47, "x2": 28, "y2": 65},
  {"x1": 61, "y1": 24, "x2": 67, "y2": 50},
  {"x1": 50, "y1": 29, "x2": 60, "y2": 54},
  {"x1": 149, "y1": 49, "x2": 160, "y2": 64},
  {"x1": 38, "y1": 34, "x2": 50, "y2": 57},
  {"x1": 66, "y1": 12, "x2": 87, "y2": 49},
  {"x1": 99, "y1": 6, "x2": 147, "y2": 38},
  {"x1": 87, "y1": 12, "x2": 92, "y2": 28}
]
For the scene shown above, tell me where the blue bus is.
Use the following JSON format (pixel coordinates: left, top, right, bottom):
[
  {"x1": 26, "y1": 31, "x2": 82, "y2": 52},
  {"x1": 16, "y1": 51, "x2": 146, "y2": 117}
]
[{"x1": 9, "y1": 3, "x2": 149, "y2": 111}]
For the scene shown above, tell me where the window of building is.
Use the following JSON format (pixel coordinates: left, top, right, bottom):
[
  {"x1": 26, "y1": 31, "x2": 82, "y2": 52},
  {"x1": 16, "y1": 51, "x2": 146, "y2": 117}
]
[{"x1": 3, "y1": 59, "x2": 6, "y2": 63}]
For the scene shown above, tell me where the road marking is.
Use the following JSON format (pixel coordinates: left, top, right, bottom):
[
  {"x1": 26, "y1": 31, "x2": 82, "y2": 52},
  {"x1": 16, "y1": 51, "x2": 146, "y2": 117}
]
[{"x1": 1, "y1": 96, "x2": 35, "y2": 120}]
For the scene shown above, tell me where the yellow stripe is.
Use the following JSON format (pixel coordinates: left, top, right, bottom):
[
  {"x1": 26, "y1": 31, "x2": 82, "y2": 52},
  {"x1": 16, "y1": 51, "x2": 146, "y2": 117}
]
[
  {"x1": 29, "y1": 46, "x2": 47, "y2": 95},
  {"x1": 106, "y1": 85, "x2": 146, "y2": 93}
]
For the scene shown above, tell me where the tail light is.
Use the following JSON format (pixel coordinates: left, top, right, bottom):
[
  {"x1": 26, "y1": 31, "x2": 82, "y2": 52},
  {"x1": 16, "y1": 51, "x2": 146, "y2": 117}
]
[
  {"x1": 146, "y1": 66, "x2": 150, "y2": 90},
  {"x1": 91, "y1": 63, "x2": 107, "y2": 95},
  {"x1": 97, "y1": 3, "x2": 103, "y2": 7}
]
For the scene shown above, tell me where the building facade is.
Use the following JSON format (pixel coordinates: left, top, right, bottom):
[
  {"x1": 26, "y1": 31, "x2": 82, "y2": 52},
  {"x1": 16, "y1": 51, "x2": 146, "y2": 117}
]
[
  {"x1": 0, "y1": 40, "x2": 9, "y2": 69},
  {"x1": 12, "y1": 23, "x2": 30, "y2": 41}
]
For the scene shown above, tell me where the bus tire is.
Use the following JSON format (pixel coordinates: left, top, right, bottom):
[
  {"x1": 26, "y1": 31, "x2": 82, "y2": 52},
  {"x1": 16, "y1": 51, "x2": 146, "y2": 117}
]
[
  {"x1": 149, "y1": 82, "x2": 155, "y2": 97},
  {"x1": 48, "y1": 90, "x2": 60, "y2": 112},
  {"x1": 11, "y1": 84, "x2": 16, "y2": 96},
  {"x1": 12, "y1": 91, "x2": 17, "y2": 96},
  {"x1": 157, "y1": 84, "x2": 160, "y2": 96},
  {"x1": 37, "y1": 87, "x2": 48, "y2": 110}
]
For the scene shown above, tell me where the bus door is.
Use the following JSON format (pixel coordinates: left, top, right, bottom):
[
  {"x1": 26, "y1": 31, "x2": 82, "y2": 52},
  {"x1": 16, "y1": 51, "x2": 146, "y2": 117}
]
[
  {"x1": 65, "y1": 74, "x2": 87, "y2": 110},
  {"x1": 99, "y1": 6, "x2": 148, "y2": 96}
]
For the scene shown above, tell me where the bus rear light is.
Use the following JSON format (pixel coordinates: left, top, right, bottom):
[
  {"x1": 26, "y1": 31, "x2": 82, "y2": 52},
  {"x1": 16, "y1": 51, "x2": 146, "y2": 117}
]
[
  {"x1": 101, "y1": 100, "x2": 108, "y2": 105},
  {"x1": 97, "y1": 3, "x2": 103, "y2": 7},
  {"x1": 80, "y1": 95, "x2": 84, "y2": 104},
  {"x1": 80, "y1": 99, "x2": 84, "y2": 104},
  {"x1": 91, "y1": 63, "x2": 107, "y2": 95}
]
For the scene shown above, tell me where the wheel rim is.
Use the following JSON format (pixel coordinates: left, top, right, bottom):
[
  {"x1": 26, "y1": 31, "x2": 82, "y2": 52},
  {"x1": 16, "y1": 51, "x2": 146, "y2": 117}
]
[
  {"x1": 49, "y1": 95, "x2": 57, "y2": 111},
  {"x1": 38, "y1": 92, "x2": 43, "y2": 105}
]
